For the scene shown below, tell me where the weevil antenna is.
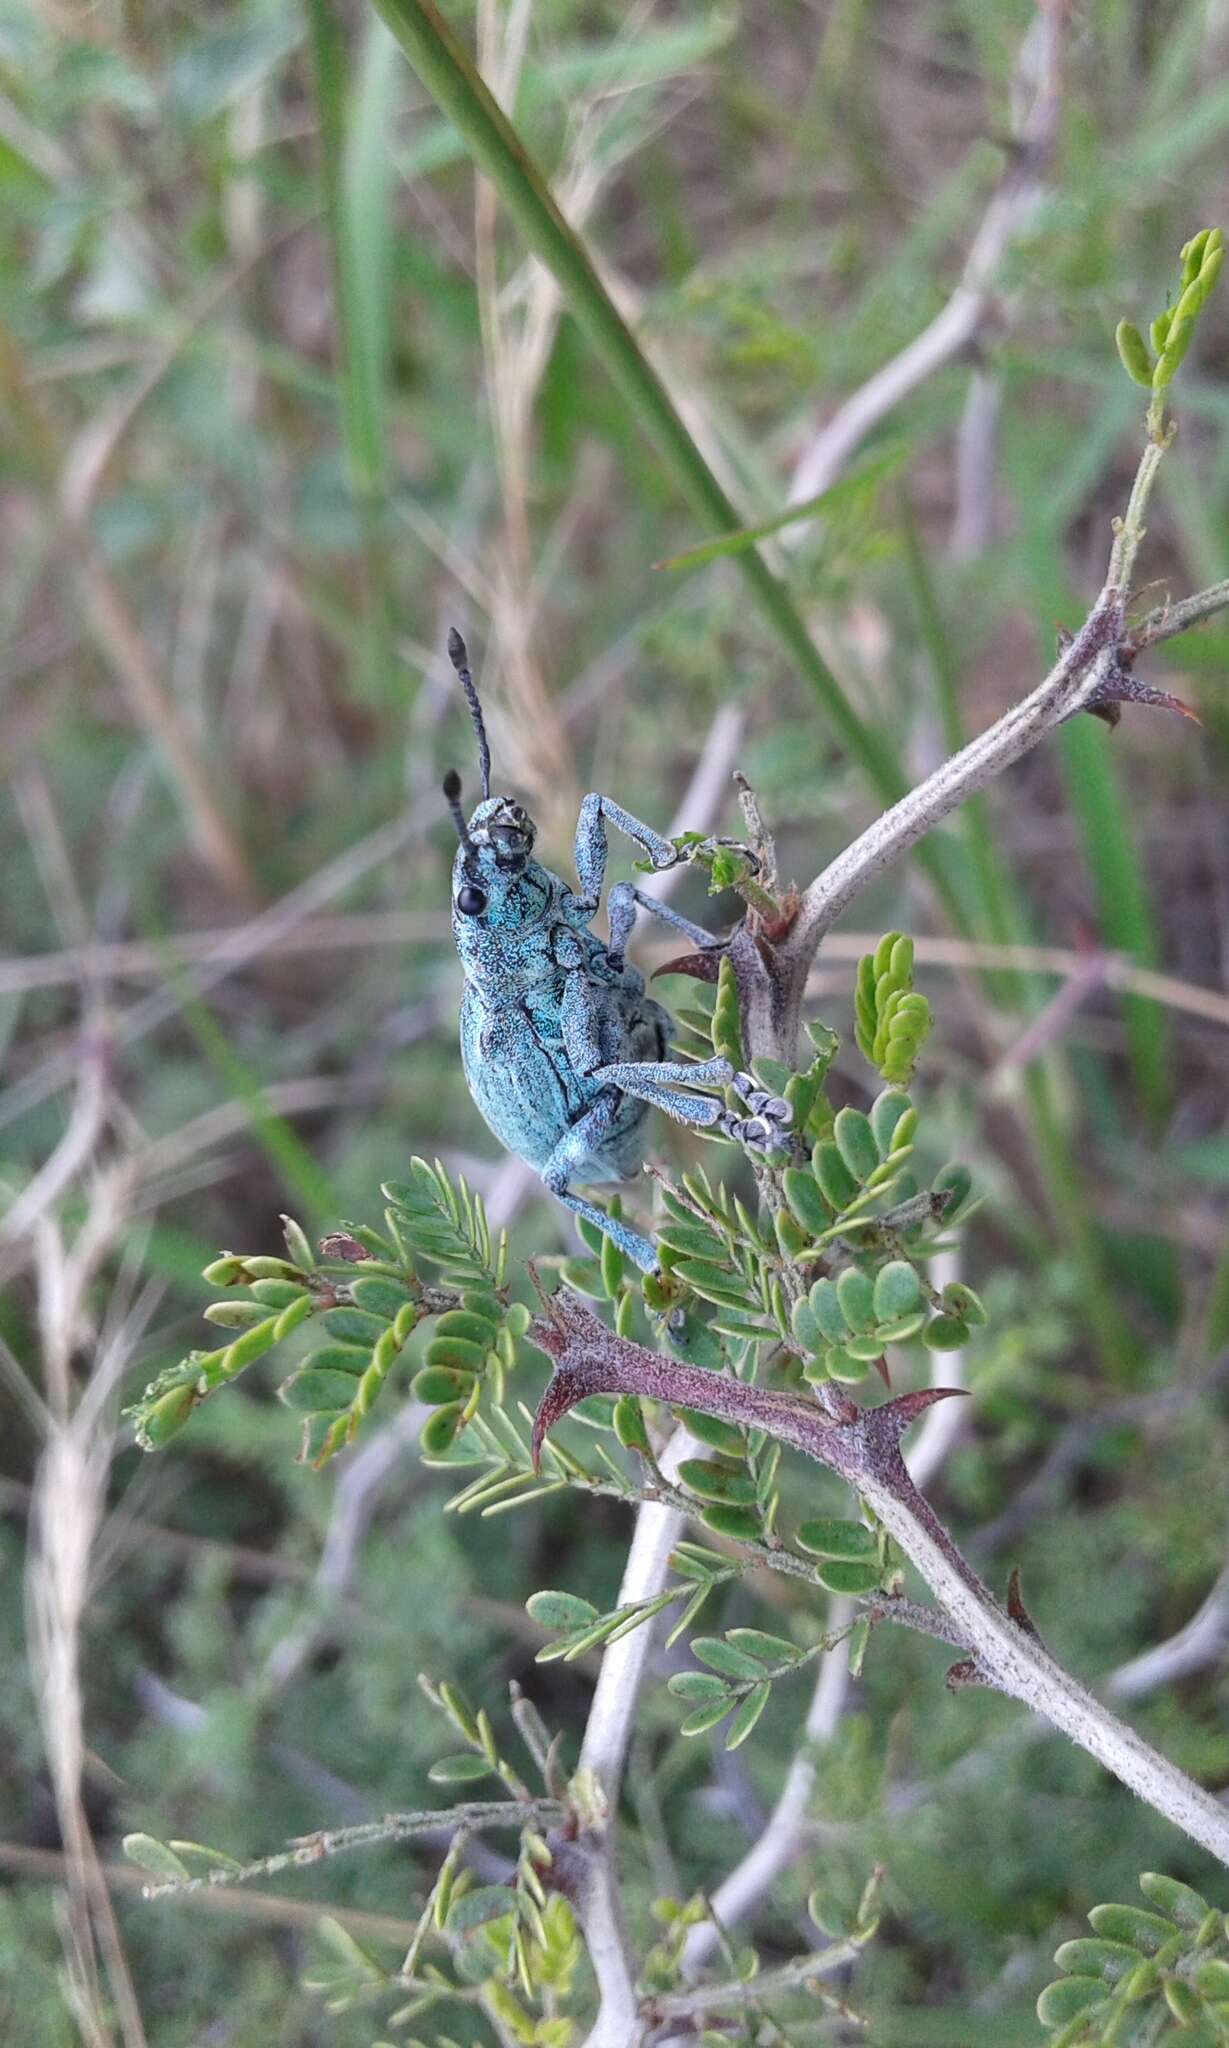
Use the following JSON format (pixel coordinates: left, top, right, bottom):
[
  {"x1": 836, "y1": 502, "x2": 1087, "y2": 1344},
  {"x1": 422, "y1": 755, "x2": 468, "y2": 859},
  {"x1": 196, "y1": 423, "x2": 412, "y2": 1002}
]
[
  {"x1": 447, "y1": 628, "x2": 491, "y2": 799},
  {"x1": 442, "y1": 771, "x2": 480, "y2": 876}
]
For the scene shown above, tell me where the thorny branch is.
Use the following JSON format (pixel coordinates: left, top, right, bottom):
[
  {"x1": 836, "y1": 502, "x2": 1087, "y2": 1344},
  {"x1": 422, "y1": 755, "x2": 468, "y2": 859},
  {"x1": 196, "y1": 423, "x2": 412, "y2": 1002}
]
[
  {"x1": 763, "y1": 414, "x2": 1221, "y2": 1065},
  {"x1": 531, "y1": 1291, "x2": 1229, "y2": 1869},
  {"x1": 645, "y1": 1934, "x2": 864, "y2": 2026},
  {"x1": 678, "y1": 1318, "x2": 967, "y2": 1978}
]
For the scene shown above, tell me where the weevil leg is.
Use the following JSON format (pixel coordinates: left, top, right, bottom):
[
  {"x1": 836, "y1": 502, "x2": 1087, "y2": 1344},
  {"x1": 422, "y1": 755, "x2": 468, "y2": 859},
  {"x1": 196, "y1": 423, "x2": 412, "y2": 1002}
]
[
  {"x1": 591, "y1": 1058, "x2": 792, "y2": 1149},
  {"x1": 605, "y1": 881, "x2": 721, "y2": 971},
  {"x1": 590, "y1": 1053, "x2": 733, "y2": 1098},
  {"x1": 596, "y1": 1054, "x2": 795, "y2": 1152},
  {"x1": 603, "y1": 1074, "x2": 726, "y2": 1129},
  {"x1": 570, "y1": 793, "x2": 680, "y2": 912},
  {"x1": 541, "y1": 1092, "x2": 661, "y2": 1273}
]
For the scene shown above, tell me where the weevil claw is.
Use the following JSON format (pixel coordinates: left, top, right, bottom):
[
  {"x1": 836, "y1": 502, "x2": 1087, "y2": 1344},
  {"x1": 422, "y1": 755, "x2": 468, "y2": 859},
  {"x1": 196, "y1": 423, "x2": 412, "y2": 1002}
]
[{"x1": 732, "y1": 1073, "x2": 794, "y2": 1128}]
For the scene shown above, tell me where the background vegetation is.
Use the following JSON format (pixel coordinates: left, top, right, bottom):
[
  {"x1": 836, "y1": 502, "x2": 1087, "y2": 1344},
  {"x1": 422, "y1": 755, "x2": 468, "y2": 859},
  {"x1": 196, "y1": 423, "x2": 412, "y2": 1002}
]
[{"x1": 3, "y1": 0, "x2": 1229, "y2": 2040}]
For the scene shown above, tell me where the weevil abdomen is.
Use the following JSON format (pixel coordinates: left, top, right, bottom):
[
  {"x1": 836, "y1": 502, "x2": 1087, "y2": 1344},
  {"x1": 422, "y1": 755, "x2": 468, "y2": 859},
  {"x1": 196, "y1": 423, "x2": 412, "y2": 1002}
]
[{"x1": 459, "y1": 978, "x2": 672, "y2": 1179}]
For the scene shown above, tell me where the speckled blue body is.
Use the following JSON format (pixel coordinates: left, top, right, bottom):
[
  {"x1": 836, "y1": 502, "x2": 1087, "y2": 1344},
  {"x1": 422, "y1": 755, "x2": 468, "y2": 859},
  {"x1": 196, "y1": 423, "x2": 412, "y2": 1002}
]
[
  {"x1": 455, "y1": 853, "x2": 671, "y2": 1179},
  {"x1": 448, "y1": 787, "x2": 735, "y2": 1272}
]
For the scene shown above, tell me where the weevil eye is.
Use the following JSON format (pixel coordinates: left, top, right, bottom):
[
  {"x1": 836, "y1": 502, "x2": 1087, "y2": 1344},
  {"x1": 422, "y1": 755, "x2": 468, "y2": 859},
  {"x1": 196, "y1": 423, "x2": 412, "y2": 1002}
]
[{"x1": 455, "y1": 883, "x2": 487, "y2": 917}]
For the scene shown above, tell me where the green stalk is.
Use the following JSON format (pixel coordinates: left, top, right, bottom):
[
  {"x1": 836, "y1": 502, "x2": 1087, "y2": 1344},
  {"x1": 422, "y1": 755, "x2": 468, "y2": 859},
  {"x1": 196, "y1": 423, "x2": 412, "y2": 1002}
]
[
  {"x1": 181, "y1": 986, "x2": 337, "y2": 1223},
  {"x1": 1057, "y1": 718, "x2": 1171, "y2": 1129},
  {"x1": 366, "y1": 0, "x2": 926, "y2": 845},
  {"x1": 306, "y1": 0, "x2": 399, "y2": 715},
  {"x1": 1208, "y1": 1235, "x2": 1229, "y2": 1352}
]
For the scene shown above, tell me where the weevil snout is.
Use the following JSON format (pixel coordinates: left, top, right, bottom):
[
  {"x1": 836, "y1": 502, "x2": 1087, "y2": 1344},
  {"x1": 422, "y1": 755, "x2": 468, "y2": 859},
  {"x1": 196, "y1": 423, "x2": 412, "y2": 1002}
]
[{"x1": 483, "y1": 798, "x2": 536, "y2": 866}]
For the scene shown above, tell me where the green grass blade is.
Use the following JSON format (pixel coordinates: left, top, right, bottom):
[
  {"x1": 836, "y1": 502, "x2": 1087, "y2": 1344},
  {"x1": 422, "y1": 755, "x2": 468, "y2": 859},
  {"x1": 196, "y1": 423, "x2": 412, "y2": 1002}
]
[
  {"x1": 654, "y1": 443, "x2": 908, "y2": 575},
  {"x1": 305, "y1": 0, "x2": 399, "y2": 713},
  {"x1": 342, "y1": 17, "x2": 401, "y2": 500},
  {"x1": 1014, "y1": 460, "x2": 1172, "y2": 1129},
  {"x1": 901, "y1": 510, "x2": 1136, "y2": 1379},
  {"x1": 1057, "y1": 717, "x2": 1171, "y2": 1128},
  {"x1": 176, "y1": 984, "x2": 337, "y2": 1224},
  {"x1": 306, "y1": 0, "x2": 397, "y2": 501}
]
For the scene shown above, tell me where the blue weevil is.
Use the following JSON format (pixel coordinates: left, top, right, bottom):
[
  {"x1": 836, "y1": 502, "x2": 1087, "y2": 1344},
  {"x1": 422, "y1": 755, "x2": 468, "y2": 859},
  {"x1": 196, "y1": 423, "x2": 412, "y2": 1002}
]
[{"x1": 441, "y1": 631, "x2": 792, "y2": 1274}]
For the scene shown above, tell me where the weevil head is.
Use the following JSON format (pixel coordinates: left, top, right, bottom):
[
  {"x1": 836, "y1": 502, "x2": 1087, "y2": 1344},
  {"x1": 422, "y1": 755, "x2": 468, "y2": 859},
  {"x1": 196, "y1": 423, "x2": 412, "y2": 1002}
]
[
  {"x1": 442, "y1": 631, "x2": 552, "y2": 969},
  {"x1": 444, "y1": 781, "x2": 550, "y2": 961}
]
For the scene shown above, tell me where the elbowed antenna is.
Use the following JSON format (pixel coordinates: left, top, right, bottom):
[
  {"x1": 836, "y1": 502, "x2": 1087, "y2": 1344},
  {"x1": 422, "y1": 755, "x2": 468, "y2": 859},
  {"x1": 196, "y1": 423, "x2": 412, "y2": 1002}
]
[
  {"x1": 442, "y1": 770, "x2": 480, "y2": 877},
  {"x1": 447, "y1": 629, "x2": 491, "y2": 800}
]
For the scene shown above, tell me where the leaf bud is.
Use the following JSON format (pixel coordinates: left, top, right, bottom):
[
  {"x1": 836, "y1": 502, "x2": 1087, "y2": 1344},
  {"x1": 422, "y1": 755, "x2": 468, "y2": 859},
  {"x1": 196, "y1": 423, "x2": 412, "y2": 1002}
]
[
  {"x1": 138, "y1": 1382, "x2": 199, "y2": 1449},
  {"x1": 1115, "y1": 319, "x2": 1154, "y2": 388}
]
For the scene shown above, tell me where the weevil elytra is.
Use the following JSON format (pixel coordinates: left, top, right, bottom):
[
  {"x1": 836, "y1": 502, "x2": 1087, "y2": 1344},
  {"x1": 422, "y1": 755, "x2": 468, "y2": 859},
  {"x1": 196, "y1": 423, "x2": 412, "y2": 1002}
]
[{"x1": 441, "y1": 631, "x2": 792, "y2": 1274}]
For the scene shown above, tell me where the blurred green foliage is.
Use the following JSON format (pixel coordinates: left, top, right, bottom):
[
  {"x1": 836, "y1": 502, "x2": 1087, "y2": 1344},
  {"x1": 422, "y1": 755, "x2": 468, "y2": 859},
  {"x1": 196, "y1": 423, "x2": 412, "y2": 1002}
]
[{"x1": 3, "y1": 0, "x2": 1229, "y2": 2041}]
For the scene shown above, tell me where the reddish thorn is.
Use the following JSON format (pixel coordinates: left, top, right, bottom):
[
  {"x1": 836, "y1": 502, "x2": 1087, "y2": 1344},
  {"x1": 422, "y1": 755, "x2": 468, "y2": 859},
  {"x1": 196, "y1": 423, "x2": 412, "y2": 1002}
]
[
  {"x1": 875, "y1": 1385, "x2": 969, "y2": 1435},
  {"x1": 650, "y1": 950, "x2": 723, "y2": 984},
  {"x1": 531, "y1": 1368, "x2": 585, "y2": 1472},
  {"x1": 1007, "y1": 1565, "x2": 1043, "y2": 1642}
]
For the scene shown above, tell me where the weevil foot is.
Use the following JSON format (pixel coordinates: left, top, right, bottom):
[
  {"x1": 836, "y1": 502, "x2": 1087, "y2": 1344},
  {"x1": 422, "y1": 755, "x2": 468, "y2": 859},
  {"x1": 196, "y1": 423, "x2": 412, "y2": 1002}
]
[
  {"x1": 719, "y1": 1114, "x2": 783, "y2": 1150},
  {"x1": 718, "y1": 1073, "x2": 794, "y2": 1151},
  {"x1": 732, "y1": 1072, "x2": 793, "y2": 1124}
]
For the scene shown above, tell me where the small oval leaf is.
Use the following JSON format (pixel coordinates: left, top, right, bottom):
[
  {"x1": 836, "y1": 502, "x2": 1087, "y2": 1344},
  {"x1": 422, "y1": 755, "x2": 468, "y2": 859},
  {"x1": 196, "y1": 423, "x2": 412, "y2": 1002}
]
[
  {"x1": 435, "y1": 1309, "x2": 500, "y2": 1346},
  {"x1": 835, "y1": 1268, "x2": 875, "y2": 1332},
  {"x1": 428, "y1": 1753, "x2": 494, "y2": 1784},
  {"x1": 280, "y1": 1367, "x2": 362, "y2": 1413},
  {"x1": 447, "y1": 1884, "x2": 520, "y2": 1934},
  {"x1": 725, "y1": 1679, "x2": 771, "y2": 1750},
  {"x1": 813, "y1": 1143, "x2": 859, "y2": 1211},
  {"x1": 1087, "y1": 1904, "x2": 1178, "y2": 1954},
  {"x1": 412, "y1": 1366, "x2": 476, "y2": 1406},
  {"x1": 678, "y1": 1409, "x2": 746, "y2": 1457},
  {"x1": 700, "y1": 1502, "x2": 764, "y2": 1541},
  {"x1": 350, "y1": 1275, "x2": 416, "y2": 1318},
  {"x1": 833, "y1": 1108, "x2": 879, "y2": 1184},
  {"x1": 425, "y1": 1336, "x2": 488, "y2": 1372},
  {"x1": 796, "y1": 1517, "x2": 876, "y2": 1560},
  {"x1": 923, "y1": 1315, "x2": 969, "y2": 1352},
  {"x1": 419, "y1": 1403, "x2": 464, "y2": 1455},
  {"x1": 809, "y1": 1278, "x2": 848, "y2": 1341},
  {"x1": 679, "y1": 1696, "x2": 735, "y2": 1737},
  {"x1": 869, "y1": 1089, "x2": 912, "y2": 1156},
  {"x1": 873, "y1": 1260, "x2": 920, "y2": 1321},
  {"x1": 691, "y1": 1636, "x2": 770, "y2": 1680},
  {"x1": 1036, "y1": 1978, "x2": 1107, "y2": 2028},
  {"x1": 1053, "y1": 1939, "x2": 1142, "y2": 1985},
  {"x1": 678, "y1": 1459, "x2": 758, "y2": 1506},
  {"x1": 725, "y1": 1627, "x2": 801, "y2": 1666},
  {"x1": 1139, "y1": 1874, "x2": 1211, "y2": 1928},
  {"x1": 816, "y1": 1559, "x2": 882, "y2": 1595},
  {"x1": 667, "y1": 1671, "x2": 732, "y2": 1702},
  {"x1": 526, "y1": 1590, "x2": 600, "y2": 1633},
  {"x1": 321, "y1": 1307, "x2": 388, "y2": 1344},
  {"x1": 123, "y1": 1834, "x2": 190, "y2": 1881},
  {"x1": 784, "y1": 1169, "x2": 830, "y2": 1236}
]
